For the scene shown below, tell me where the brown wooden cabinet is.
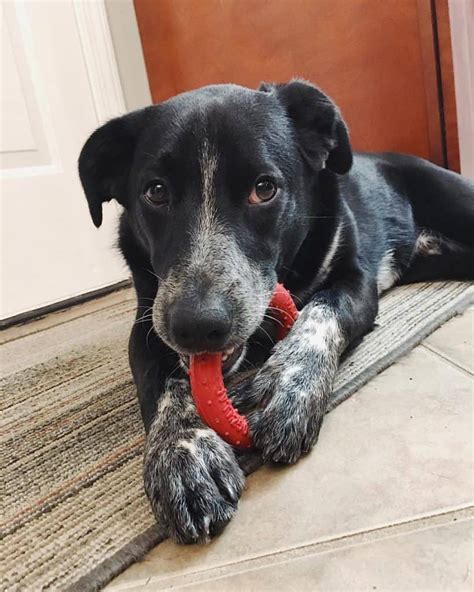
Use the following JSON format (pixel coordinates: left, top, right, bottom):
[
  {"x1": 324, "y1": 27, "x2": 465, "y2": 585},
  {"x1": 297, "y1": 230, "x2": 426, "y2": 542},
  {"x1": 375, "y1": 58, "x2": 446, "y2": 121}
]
[{"x1": 134, "y1": 0, "x2": 459, "y2": 171}]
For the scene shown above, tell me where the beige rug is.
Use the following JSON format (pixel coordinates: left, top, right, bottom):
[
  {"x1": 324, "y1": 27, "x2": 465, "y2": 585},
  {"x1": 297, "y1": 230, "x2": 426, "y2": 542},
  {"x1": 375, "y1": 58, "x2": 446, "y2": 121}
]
[{"x1": 1, "y1": 282, "x2": 472, "y2": 591}]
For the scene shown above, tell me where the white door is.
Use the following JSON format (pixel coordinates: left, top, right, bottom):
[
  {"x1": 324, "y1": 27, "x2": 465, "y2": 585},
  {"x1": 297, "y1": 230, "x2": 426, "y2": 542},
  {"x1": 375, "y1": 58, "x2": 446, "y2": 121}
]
[{"x1": 1, "y1": 0, "x2": 131, "y2": 321}]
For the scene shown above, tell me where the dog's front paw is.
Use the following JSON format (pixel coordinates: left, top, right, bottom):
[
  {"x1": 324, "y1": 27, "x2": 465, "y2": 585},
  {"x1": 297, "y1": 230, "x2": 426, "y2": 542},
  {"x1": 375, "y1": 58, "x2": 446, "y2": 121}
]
[
  {"x1": 248, "y1": 390, "x2": 324, "y2": 464},
  {"x1": 144, "y1": 429, "x2": 245, "y2": 544},
  {"x1": 247, "y1": 348, "x2": 327, "y2": 464}
]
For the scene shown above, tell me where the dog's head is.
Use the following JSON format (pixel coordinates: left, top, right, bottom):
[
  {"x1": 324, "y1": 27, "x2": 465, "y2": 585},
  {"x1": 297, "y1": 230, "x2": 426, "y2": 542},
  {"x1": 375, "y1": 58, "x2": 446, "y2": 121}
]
[{"x1": 79, "y1": 80, "x2": 352, "y2": 369}]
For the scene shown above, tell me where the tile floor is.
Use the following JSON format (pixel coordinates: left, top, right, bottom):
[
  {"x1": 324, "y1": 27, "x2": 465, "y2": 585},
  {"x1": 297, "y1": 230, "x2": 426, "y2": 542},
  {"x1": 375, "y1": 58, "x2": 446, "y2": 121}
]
[{"x1": 105, "y1": 308, "x2": 473, "y2": 592}]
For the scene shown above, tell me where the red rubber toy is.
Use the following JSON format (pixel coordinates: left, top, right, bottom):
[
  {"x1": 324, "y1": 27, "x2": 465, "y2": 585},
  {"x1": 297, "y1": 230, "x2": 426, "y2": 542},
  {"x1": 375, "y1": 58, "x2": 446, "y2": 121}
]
[{"x1": 189, "y1": 283, "x2": 299, "y2": 449}]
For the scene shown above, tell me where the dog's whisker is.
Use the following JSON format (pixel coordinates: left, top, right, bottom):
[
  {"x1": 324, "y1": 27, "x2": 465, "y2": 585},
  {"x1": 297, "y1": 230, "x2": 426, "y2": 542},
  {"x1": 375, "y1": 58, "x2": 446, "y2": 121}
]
[
  {"x1": 255, "y1": 324, "x2": 276, "y2": 346},
  {"x1": 143, "y1": 267, "x2": 165, "y2": 283},
  {"x1": 265, "y1": 305, "x2": 290, "y2": 315},
  {"x1": 136, "y1": 305, "x2": 154, "y2": 315},
  {"x1": 133, "y1": 318, "x2": 154, "y2": 327},
  {"x1": 134, "y1": 304, "x2": 155, "y2": 327},
  {"x1": 140, "y1": 150, "x2": 160, "y2": 160},
  {"x1": 134, "y1": 312, "x2": 153, "y2": 320},
  {"x1": 145, "y1": 324, "x2": 156, "y2": 349},
  {"x1": 298, "y1": 215, "x2": 337, "y2": 220},
  {"x1": 290, "y1": 293, "x2": 303, "y2": 306},
  {"x1": 134, "y1": 315, "x2": 153, "y2": 323},
  {"x1": 263, "y1": 313, "x2": 285, "y2": 329},
  {"x1": 168, "y1": 360, "x2": 183, "y2": 377}
]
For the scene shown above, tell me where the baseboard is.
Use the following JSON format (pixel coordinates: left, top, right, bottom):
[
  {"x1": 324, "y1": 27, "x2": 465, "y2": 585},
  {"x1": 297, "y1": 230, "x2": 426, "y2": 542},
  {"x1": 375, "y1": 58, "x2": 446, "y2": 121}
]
[{"x1": 0, "y1": 280, "x2": 132, "y2": 330}]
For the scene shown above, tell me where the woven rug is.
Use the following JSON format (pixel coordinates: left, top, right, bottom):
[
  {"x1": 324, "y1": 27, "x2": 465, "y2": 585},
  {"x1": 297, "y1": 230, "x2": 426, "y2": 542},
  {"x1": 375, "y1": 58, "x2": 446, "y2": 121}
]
[{"x1": 1, "y1": 282, "x2": 472, "y2": 591}]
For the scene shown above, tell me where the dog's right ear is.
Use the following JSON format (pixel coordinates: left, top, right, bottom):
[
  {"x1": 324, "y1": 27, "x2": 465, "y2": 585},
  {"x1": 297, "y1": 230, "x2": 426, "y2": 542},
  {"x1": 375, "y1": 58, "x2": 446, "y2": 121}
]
[
  {"x1": 78, "y1": 112, "x2": 143, "y2": 227},
  {"x1": 259, "y1": 80, "x2": 352, "y2": 175}
]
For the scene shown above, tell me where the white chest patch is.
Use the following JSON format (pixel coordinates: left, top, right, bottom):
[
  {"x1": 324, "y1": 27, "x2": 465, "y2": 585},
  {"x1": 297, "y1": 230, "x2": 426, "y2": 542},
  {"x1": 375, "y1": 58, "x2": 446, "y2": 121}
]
[
  {"x1": 314, "y1": 221, "x2": 343, "y2": 287},
  {"x1": 377, "y1": 250, "x2": 399, "y2": 294}
]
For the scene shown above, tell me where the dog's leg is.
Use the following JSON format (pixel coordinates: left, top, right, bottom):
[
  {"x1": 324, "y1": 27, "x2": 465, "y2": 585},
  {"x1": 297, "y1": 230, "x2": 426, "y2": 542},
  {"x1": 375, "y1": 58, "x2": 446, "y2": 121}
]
[
  {"x1": 246, "y1": 276, "x2": 378, "y2": 463},
  {"x1": 142, "y1": 378, "x2": 245, "y2": 543},
  {"x1": 128, "y1": 320, "x2": 245, "y2": 543}
]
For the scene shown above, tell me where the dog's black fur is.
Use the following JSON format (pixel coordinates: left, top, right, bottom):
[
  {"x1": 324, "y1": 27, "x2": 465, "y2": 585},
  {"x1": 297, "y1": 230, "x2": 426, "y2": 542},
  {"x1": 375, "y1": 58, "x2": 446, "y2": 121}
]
[{"x1": 79, "y1": 81, "x2": 474, "y2": 543}]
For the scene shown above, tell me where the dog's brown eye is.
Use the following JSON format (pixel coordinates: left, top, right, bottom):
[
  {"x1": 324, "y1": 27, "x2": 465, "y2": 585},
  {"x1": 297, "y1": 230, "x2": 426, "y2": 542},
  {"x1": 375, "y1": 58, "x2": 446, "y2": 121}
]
[
  {"x1": 249, "y1": 178, "x2": 278, "y2": 204},
  {"x1": 143, "y1": 181, "x2": 168, "y2": 205}
]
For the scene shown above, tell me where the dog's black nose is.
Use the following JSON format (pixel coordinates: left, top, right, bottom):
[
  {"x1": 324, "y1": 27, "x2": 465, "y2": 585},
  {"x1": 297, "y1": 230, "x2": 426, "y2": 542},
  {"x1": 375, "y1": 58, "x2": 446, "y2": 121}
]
[{"x1": 169, "y1": 304, "x2": 232, "y2": 352}]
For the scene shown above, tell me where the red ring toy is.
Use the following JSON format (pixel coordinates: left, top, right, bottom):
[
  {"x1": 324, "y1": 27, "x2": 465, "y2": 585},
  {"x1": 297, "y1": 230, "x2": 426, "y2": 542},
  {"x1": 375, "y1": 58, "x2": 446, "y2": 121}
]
[{"x1": 189, "y1": 284, "x2": 298, "y2": 448}]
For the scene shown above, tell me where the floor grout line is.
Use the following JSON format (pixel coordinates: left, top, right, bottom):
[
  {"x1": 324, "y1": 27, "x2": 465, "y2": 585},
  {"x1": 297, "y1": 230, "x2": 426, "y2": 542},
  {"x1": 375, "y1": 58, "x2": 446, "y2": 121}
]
[{"x1": 420, "y1": 343, "x2": 473, "y2": 377}]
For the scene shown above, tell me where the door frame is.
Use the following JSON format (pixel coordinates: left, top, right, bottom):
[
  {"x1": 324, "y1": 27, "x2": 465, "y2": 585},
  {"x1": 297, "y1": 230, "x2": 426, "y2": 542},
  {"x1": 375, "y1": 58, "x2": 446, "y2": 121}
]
[{"x1": 73, "y1": 0, "x2": 126, "y2": 124}]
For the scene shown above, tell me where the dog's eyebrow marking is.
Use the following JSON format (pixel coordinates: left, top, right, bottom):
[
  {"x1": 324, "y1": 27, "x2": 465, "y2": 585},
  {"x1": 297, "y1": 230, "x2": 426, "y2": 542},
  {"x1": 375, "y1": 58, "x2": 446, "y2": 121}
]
[{"x1": 198, "y1": 138, "x2": 219, "y2": 239}]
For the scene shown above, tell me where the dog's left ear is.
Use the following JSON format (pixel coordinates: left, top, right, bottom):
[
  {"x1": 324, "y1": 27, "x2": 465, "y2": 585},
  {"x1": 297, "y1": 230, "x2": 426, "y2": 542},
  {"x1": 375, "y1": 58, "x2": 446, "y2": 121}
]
[
  {"x1": 78, "y1": 110, "x2": 145, "y2": 227},
  {"x1": 260, "y1": 79, "x2": 352, "y2": 174}
]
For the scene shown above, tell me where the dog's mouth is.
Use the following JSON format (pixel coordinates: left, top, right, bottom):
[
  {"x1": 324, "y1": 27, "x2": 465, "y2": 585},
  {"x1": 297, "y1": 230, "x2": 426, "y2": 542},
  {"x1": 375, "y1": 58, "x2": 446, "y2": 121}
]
[{"x1": 179, "y1": 343, "x2": 246, "y2": 375}]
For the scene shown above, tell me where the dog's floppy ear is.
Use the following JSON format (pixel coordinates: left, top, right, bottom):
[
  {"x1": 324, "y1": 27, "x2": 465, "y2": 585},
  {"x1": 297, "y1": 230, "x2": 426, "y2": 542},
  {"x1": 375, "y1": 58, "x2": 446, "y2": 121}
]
[
  {"x1": 78, "y1": 111, "x2": 143, "y2": 227},
  {"x1": 260, "y1": 79, "x2": 352, "y2": 174}
]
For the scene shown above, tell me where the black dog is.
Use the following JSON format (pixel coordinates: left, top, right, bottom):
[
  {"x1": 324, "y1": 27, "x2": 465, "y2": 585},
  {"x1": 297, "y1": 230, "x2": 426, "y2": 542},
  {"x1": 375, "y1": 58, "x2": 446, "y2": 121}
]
[{"x1": 79, "y1": 80, "x2": 474, "y2": 543}]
